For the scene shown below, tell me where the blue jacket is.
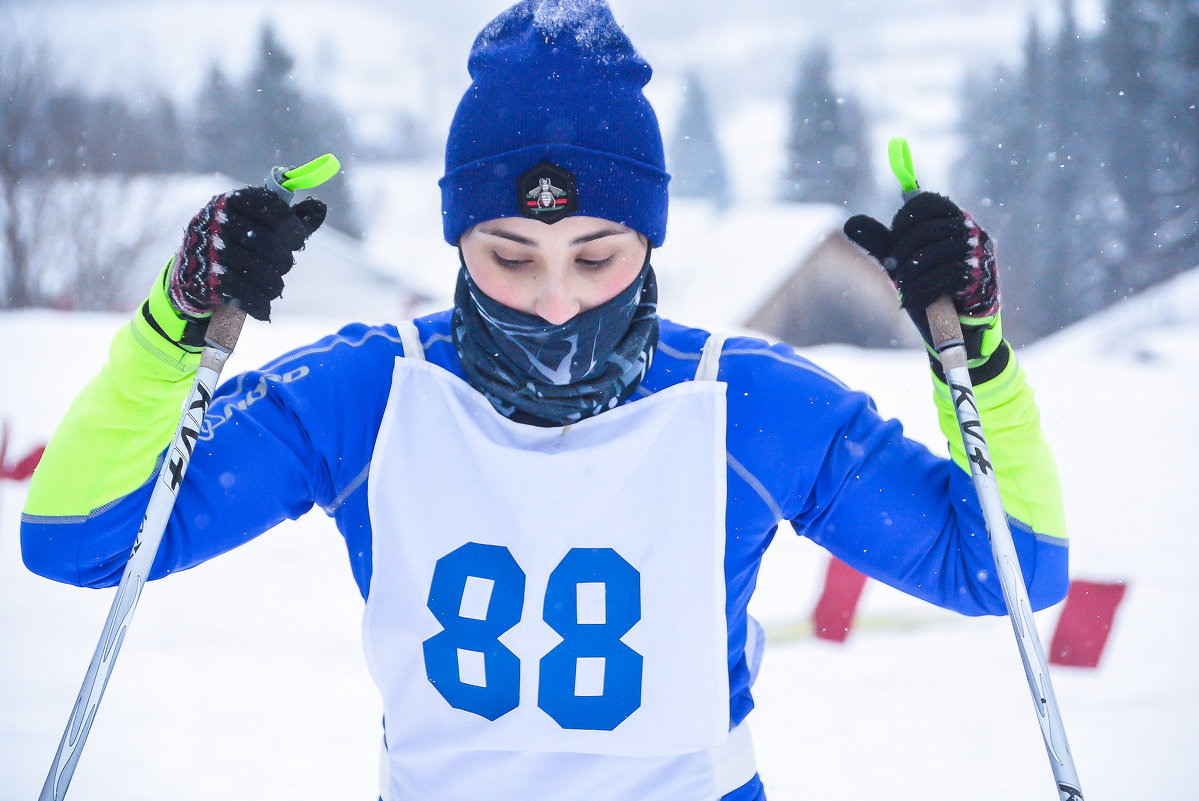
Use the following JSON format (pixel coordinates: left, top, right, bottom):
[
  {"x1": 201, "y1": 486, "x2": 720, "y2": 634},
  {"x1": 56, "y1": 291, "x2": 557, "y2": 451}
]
[{"x1": 21, "y1": 311, "x2": 1069, "y2": 801}]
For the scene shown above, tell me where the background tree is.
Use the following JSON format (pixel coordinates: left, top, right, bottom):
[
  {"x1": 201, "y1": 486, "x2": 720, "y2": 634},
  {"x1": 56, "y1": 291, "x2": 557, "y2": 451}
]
[
  {"x1": 667, "y1": 71, "x2": 730, "y2": 208},
  {"x1": 955, "y1": 0, "x2": 1196, "y2": 342},
  {"x1": 0, "y1": 37, "x2": 54, "y2": 308},
  {"x1": 220, "y1": 23, "x2": 362, "y2": 237},
  {"x1": 1098, "y1": 0, "x2": 1161, "y2": 282},
  {"x1": 1149, "y1": 0, "x2": 1199, "y2": 276},
  {"x1": 1, "y1": 36, "x2": 176, "y2": 310},
  {"x1": 192, "y1": 65, "x2": 245, "y2": 176},
  {"x1": 1045, "y1": 1, "x2": 1126, "y2": 322},
  {"x1": 146, "y1": 95, "x2": 188, "y2": 174},
  {"x1": 780, "y1": 44, "x2": 873, "y2": 208}
]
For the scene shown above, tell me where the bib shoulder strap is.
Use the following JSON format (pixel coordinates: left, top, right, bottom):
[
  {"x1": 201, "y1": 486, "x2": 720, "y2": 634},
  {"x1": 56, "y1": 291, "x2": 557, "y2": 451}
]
[
  {"x1": 694, "y1": 332, "x2": 728, "y2": 382},
  {"x1": 397, "y1": 320, "x2": 426, "y2": 362}
]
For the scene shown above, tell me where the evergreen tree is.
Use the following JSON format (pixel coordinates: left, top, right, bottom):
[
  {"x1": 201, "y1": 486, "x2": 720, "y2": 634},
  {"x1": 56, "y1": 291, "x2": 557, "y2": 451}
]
[
  {"x1": 1050, "y1": 0, "x2": 1128, "y2": 321},
  {"x1": 955, "y1": 66, "x2": 1017, "y2": 209},
  {"x1": 196, "y1": 24, "x2": 361, "y2": 236},
  {"x1": 242, "y1": 23, "x2": 307, "y2": 178},
  {"x1": 1029, "y1": 0, "x2": 1087, "y2": 329},
  {"x1": 985, "y1": 16, "x2": 1055, "y2": 340},
  {"x1": 955, "y1": 61, "x2": 1038, "y2": 341},
  {"x1": 667, "y1": 71, "x2": 730, "y2": 207},
  {"x1": 43, "y1": 90, "x2": 92, "y2": 173},
  {"x1": 1150, "y1": 0, "x2": 1199, "y2": 273},
  {"x1": 955, "y1": 0, "x2": 1196, "y2": 340},
  {"x1": 780, "y1": 45, "x2": 873, "y2": 207},
  {"x1": 193, "y1": 65, "x2": 244, "y2": 175},
  {"x1": 148, "y1": 94, "x2": 187, "y2": 173},
  {"x1": 1098, "y1": 0, "x2": 1163, "y2": 282}
]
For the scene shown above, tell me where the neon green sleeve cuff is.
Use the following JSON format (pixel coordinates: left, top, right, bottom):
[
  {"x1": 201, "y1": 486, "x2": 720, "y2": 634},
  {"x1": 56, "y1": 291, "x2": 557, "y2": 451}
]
[
  {"x1": 23, "y1": 271, "x2": 203, "y2": 518},
  {"x1": 134, "y1": 256, "x2": 212, "y2": 360},
  {"x1": 931, "y1": 352, "x2": 1067, "y2": 540}
]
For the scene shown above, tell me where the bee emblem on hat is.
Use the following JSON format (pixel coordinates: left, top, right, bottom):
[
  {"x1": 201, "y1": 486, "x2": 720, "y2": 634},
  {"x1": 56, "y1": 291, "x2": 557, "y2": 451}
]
[
  {"x1": 517, "y1": 163, "x2": 578, "y2": 224},
  {"x1": 529, "y1": 177, "x2": 566, "y2": 209}
]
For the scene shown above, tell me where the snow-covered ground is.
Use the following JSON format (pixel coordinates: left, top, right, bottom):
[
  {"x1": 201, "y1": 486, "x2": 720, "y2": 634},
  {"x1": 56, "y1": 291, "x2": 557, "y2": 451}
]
[{"x1": 2, "y1": 267, "x2": 1197, "y2": 799}]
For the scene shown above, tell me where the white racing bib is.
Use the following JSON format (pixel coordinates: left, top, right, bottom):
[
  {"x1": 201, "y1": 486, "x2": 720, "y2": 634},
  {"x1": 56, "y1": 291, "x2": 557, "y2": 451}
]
[{"x1": 362, "y1": 326, "x2": 739, "y2": 801}]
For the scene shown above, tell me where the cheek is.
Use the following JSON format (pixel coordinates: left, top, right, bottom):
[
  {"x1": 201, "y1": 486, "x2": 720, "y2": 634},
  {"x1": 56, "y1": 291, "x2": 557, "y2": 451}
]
[
  {"x1": 472, "y1": 266, "x2": 536, "y2": 312},
  {"x1": 593, "y1": 249, "x2": 647, "y2": 298},
  {"x1": 569, "y1": 248, "x2": 646, "y2": 311},
  {"x1": 590, "y1": 270, "x2": 637, "y2": 304},
  {"x1": 460, "y1": 244, "x2": 536, "y2": 312}
]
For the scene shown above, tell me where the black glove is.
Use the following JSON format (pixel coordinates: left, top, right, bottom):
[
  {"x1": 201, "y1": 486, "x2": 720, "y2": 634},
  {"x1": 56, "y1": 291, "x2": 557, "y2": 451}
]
[
  {"x1": 843, "y1": 192, "x2": 1004, "y2": 373},
  {"x1": 168, "y1": 187, "x2": 326, "y2": 322}
]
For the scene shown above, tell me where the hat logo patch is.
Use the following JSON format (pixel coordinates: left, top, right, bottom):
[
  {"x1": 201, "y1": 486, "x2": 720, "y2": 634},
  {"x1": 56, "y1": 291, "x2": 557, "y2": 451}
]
[
  {"x1": 531, "y1": 177, "x2": 566, "y2": 209},
  {"x1": 517, "y1": 162, "x2": 578, "y2": 223}
]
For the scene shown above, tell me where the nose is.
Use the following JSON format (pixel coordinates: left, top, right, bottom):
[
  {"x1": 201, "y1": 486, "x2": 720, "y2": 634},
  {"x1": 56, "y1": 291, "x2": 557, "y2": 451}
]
[{"x1": 533, "y1": 279, "x2": 582, "y2": 326}]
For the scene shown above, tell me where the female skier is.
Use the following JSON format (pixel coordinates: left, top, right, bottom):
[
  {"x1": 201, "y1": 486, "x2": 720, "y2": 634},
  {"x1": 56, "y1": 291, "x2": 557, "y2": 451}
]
[{"x1": 22, "y1": 1, "x2": 1067, "y2": 799}]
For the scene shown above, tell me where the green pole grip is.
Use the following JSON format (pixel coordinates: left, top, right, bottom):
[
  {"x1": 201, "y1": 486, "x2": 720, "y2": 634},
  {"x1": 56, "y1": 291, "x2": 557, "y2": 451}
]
[
  {"x1": 888, "y1": 136, "x2": 920, "y2": 200},
  {"x1": 265, "y1": 153, "x2": 342, "y2": 203},
  {"x1": 282, "y1": 153, "x2": 341, "y2": 191}
]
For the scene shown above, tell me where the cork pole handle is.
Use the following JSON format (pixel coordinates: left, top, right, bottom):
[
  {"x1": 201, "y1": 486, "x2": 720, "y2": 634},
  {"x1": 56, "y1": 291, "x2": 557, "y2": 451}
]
[
  {"x1": 925, "y1": 295, "x2": 968, "y2": 371},
  {"x1": 205, "y1": 303, "x2": 246, "y2": 356}
]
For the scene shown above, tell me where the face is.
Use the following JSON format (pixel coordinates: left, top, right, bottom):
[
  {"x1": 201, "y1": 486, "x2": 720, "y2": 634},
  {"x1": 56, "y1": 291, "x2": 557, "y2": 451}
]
[{"x1": 459, "y1": 216, "x2": 649, "y2": 325}]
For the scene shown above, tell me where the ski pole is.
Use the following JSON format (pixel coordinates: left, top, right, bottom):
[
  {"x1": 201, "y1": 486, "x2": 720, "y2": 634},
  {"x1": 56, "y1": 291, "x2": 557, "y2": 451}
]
[
  {"x1": 38, "y1": 153, "x2": 341, "y2": 801},
  {"x1": 887, "y1": 137, "x2": 1083, "y2": 801}
]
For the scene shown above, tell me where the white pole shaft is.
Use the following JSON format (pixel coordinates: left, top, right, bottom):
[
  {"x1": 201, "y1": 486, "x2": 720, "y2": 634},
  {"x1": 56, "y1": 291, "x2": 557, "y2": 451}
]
[
  {"x1": 38, "y1": 344, "x2": 232, "y2": 801},
  {"x1": 37, "y1": 161, "x2": 310, "y2": 799},
  {"x1": 928, "y1": 297, "x2": 1083, "y2": 801}
]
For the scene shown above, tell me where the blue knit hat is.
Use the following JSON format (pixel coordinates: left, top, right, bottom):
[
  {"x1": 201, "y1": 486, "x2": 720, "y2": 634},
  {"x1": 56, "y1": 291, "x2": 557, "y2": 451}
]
[{"x1": 439, "y1": 0, "x2": 670, "y2": 247}]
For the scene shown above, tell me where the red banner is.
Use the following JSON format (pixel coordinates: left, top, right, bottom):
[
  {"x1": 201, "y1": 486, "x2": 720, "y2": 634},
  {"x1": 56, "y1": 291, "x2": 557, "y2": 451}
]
[
  {"x1": 1, "y1": 420, "x2": 45, "y2": 482},
  {"x1": 1049, "y1": 580, "x2": 1128, "y2": 668},
  {"x1": 812, "y1": 558, "x2": 869, "y2": 642}
]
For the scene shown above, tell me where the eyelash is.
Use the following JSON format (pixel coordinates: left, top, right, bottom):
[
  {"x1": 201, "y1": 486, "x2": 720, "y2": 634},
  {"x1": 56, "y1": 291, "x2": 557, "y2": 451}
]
[
  {"x1": 578, "y1": 256, "x2": 614, "y2": 270},
  {"x1": 494, "y1": 254, "x2": 529, "y2": 269},
  {"x1": 491, "y1": 254, "x2": 614, "y2": 270}
]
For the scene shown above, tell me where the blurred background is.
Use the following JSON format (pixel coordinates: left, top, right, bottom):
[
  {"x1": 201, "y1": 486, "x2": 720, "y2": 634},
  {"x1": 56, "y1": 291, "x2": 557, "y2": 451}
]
[
  {"x1": 1, "y1": 0, "x2": 1194, "y2": 344},
  {"x1": 3, "y1": 3, "x2": 1198, "y2": 800}
]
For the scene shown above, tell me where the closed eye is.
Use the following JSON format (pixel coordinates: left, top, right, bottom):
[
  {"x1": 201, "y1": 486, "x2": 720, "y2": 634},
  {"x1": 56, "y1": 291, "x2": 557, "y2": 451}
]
[
  {"x1": 493, "y1": 253, "x2": 531, "y2": 269},
  {"x1": 578, "y1": 256, "x2": 614, "y2": 270}
]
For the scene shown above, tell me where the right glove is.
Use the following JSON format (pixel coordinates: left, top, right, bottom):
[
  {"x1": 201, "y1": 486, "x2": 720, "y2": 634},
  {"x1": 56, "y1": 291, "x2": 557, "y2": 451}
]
[
  {"x1": 843, "y1": 192, "x2": 1006, "y2": 380},
  {"x1": 168, "y1": 186, "x2": 326, "y2": 324}
]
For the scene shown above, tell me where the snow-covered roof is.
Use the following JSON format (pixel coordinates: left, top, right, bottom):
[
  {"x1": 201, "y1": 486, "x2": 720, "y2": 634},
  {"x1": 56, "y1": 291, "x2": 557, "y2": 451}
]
[
  {"x1": 17, "y1": 172, "x2": 417, "y2": 325},
  {"x1": 160, "y1": 174, "x2": 419, "y2": 325},
  {"x1": 652, "y1": 199, "x2": 846, "y2": 330}
]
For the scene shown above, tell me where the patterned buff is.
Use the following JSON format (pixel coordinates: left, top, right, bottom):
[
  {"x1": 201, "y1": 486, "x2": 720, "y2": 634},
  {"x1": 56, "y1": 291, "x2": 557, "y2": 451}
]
[{"x1": 451, "y1": 258, "x2": 659, "y2": 427}]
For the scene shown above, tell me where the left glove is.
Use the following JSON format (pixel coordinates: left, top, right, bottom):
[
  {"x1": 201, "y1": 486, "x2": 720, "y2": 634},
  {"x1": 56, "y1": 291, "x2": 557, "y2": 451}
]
[
  {"x1": 843, "y1": 192, "x2": 1005, "y2": 374},
  {"x1": 169, "y1": 186, "x2": 327, "y2": 323}
]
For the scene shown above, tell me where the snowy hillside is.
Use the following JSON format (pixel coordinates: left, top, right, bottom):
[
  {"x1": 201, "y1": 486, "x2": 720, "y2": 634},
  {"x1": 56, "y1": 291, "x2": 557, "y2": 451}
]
[{"x1": 1, "y1": 284, "x2": 1196, "y2": 799}]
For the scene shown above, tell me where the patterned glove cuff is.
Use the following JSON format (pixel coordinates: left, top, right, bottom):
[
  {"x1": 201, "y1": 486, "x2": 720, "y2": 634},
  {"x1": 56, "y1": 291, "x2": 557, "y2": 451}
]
[{"x1": 140, "y1": 256, "x2": 211, "y2": 353}]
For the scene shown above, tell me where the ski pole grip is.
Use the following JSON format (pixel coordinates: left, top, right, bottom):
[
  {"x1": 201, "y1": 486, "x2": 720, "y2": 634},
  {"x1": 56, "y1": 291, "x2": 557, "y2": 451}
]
[
  {"x1": 926, "y1": 295, "x2": 968, "y2": 371},
  {"x1": 205, "y1": 303, "x2": 246, "y2": 354}
]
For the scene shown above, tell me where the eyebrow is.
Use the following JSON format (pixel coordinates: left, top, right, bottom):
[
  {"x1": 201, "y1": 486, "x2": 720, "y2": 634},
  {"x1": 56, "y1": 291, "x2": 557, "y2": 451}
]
[{"x1": 479, "y1": 228, "x2": 629, "y2": 247}]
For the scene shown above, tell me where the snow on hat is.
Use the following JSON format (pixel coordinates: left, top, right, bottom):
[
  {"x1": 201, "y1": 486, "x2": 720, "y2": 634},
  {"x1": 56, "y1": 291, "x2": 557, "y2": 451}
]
[{"x1": 439, "y1": 0, "x2": 670, "y2": 247}]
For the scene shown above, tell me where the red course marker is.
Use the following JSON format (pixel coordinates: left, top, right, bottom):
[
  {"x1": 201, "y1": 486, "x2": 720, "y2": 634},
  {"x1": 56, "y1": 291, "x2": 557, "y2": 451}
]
[
  {"x1": 812, "y1": 558, "x2": 869, "y2": 642},
  {"x1": 1, "y1": 420, "x2": 45, "y2": 482},
  {"x1": 1049, "y1": 579, "x2": 1128, "y2": 668}
]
